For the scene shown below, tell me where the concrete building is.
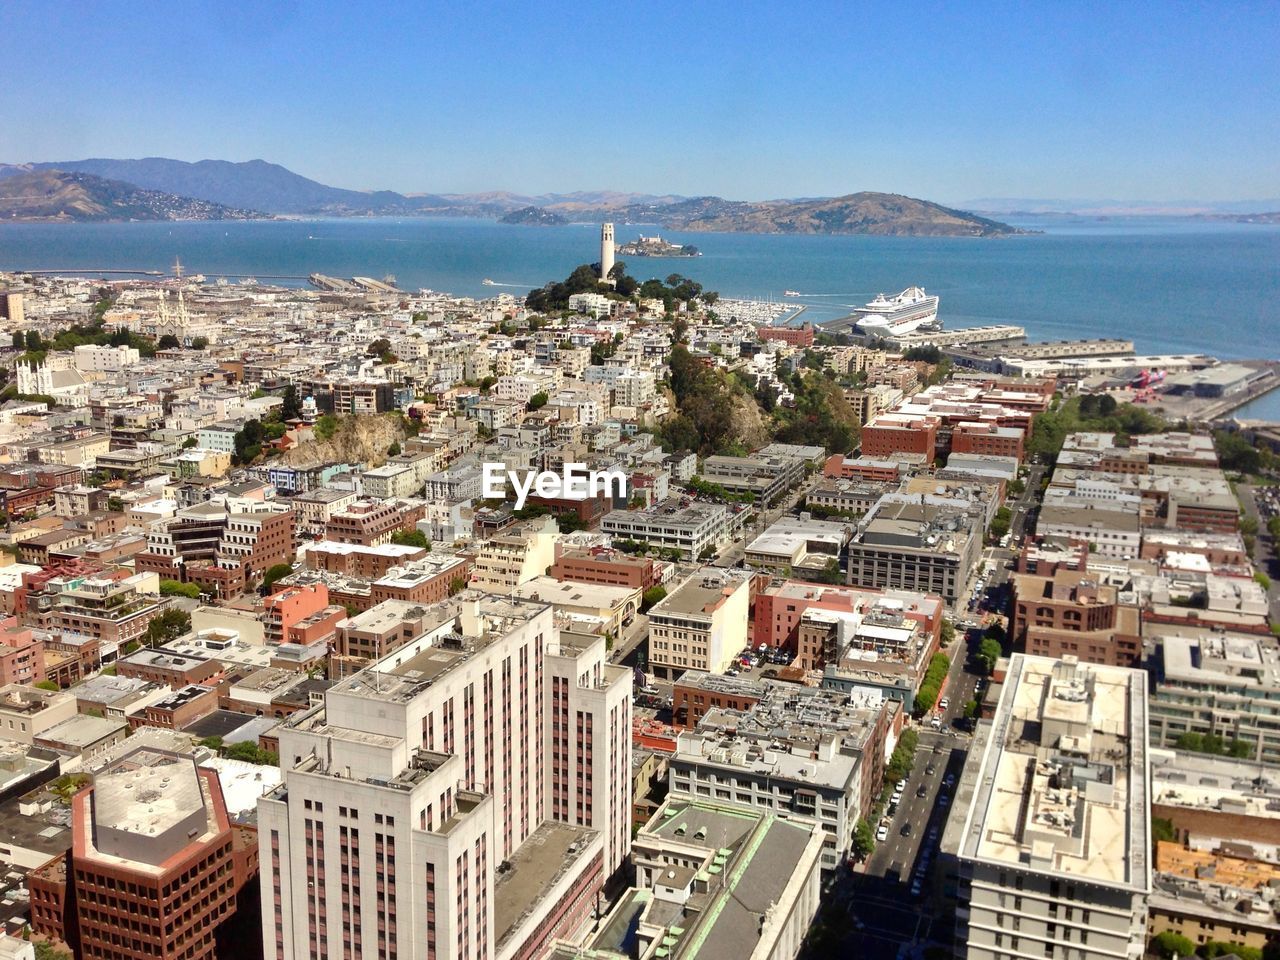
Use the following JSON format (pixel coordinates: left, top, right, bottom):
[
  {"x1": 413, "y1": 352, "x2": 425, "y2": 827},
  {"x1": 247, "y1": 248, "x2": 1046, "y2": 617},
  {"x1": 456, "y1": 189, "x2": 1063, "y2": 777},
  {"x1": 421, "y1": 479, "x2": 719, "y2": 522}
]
[
  {"x1": 1145, "y1": 749, "x2": 1280, "y2": 951},
  {"x1": 470, "y1": 515, "x2": 559, "y2": 593},
  {"x1": 28, "y1": 747, "x2": 258, "y2": 960},
  {"x1": 744, "y1": 515, "x2": 854, "y2": 575},
  {"x1": 1148, "y1": 631, "x2": 1280, "y2": 765},
  {"x1": 601, "y1": 500, "x2": 742, "y2": 561},
  {"x1": 947, "y1": 654, "x2": 1151, "y2": 960},
  {"x1": 698, "y1": 453, "x2": 805, "y2": 507},
  {"x1": 846, "y1": 493, "x2": 984, "y2": 604},
  {"x1": 550, "y1": 796, "x2": 824, "y2": 960},
  {"x1": 513, "y1": 576, "x2": 641, "y2": 638},
  {"x1": 668, "y1": 683, "x2": 895, "y2": 871},
  {"x1": 600, "y1": 222, "x2": 615, "y2": 281},
  {"x1": 258, "y1": 593, "x2": 633, "y2": 960},
  {"x1": 647, "y1": 570, "x2": 751, "y2": 680}
]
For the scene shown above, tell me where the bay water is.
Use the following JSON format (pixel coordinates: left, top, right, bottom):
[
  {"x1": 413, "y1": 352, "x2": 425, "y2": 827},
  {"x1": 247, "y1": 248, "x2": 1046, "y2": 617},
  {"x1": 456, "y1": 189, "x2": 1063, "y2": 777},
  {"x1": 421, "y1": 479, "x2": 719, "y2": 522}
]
[{"x1": 1, "y1": 215, "x2": 1278, "y2": 415}]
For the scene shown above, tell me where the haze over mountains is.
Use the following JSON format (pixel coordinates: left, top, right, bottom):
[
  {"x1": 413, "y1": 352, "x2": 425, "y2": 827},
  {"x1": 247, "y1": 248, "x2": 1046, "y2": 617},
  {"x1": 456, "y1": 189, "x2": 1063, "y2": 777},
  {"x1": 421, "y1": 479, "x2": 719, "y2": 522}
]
[
  {"x1": 0, "y1": 157, "x2": 1026, "y2": 235},
  {"x1": 3, "y1": 157, "x2": 1272, "y2": 230},
  {"x1": 0, "y1": 169, "x2": 265, "y2": 222}
]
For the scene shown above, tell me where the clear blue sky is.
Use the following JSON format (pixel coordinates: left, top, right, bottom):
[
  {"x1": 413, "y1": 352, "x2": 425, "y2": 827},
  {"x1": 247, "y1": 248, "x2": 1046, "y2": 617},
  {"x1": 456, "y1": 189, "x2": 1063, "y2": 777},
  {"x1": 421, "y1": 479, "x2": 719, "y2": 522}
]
[{"x1": 3, "y1": 0, "x2": 1277, "y2": 202}]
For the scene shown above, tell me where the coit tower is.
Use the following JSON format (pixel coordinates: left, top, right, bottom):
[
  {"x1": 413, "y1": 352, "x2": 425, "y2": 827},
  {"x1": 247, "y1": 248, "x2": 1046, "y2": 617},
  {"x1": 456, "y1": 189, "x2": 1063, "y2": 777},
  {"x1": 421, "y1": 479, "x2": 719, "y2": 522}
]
[{"x1": 600, "y1": 222, "x2": 615, "y2": 281}]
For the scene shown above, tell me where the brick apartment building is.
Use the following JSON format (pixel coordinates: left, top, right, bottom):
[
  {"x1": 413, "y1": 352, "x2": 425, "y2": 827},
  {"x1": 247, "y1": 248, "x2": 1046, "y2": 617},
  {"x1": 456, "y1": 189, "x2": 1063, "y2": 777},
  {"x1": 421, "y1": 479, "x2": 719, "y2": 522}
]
[
  {"x1": 950, "y1": 420, "x2": 1026, "y2": 461},
  {"x1": 324, "y1": 499, "x2": 409, "y2": 546},
  {"x1": 1010, "y1": 567, "x2": 1143, "y2": 667},
  {"x1": 0, "y1": 616, "x2": 44, "y2": 685},
  {"x1": 550, "y1": 547, "x2": 659, "y2": 590},
  {"x1": 860, "y1": 413, "x2": 941, "y2": 460}
]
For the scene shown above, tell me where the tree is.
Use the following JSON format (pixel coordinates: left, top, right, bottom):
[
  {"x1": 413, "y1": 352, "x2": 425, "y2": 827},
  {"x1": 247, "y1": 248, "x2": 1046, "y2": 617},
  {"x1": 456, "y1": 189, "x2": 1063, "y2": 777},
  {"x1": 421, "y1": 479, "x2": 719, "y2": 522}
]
[
  {"x1": 160, "y1": 580, "x2": 201, "y2": 599},
  {"x1": 641, "y1": 586, "x2": 667, "y2": 612},
  {"x1": 1152, "y1": 932, "x2": 1196, "y2": 959},
  {"x1": 314, "y1": 413, "x2": 340, "y2": 440},
  {"x1": 527, "y1": 391, "x2": 548, "y2": 411},
  {"x1": 1214, "y1": 430, "x2": 1264, "y2": 475},
  {"x1": 852, "y1": 817, "x2": 876, "y2": 860},
  {"x1": 24, "y1": 330, "x2": 42, "y2": 351},
  {"x1": 157, "y1": 334, "x2": 181, "y2": 350},
  {"x1": 145, "y1": 608, "x2": 192, "y2": 647},
  {"x1": 262, "y1": 563, "x2": 294, "y2": 591},
  {"x1": 989, "y1": 506, "x2": 1012, "y2": 541},
  {"x1": 34, "y1": 679, "x2": 60, "y2": 692},
  {"x1": 281, "y1": 383, "x2": 302, "y2": 421},
  {"x1": 106, "y1": 496, "x2": 125, "y2": 512},
  {"x1": 964, "y1": 699, "x2": 980, "y2": 719},
  {"x1": 390, "y1": 529, "x2": 430, "y2": 549},
  {"x1": 35, "y1": 941, "x2": 74, "y2": 960},
  {"x1": 387, "y1": 440, "x2": 402, "y2": 457},
  {"x1": 1152, "y1": 817, "x2": 1176, "y2": 843},
  {"x1": 190, "y1": 336, "x2": 209, "y2": 350},
  {"x1": 224, "y1": 741, "x2": 279, "y2": 766},
  {"x1": 886, "y1": 728, "x2": 919, "y2": 781},
  {"x1": 1199, "y1": 943, "x2": 1262, "y2": 960},
  {"x1": 10, "y1": 332, "x2": 22, "y2": 349},
  {"x1": 977, "y1": 637, "x2": 1004, "y2": 674},
  {"x1": 181, "y1": 436, "x2": 198, "y2": 449}
]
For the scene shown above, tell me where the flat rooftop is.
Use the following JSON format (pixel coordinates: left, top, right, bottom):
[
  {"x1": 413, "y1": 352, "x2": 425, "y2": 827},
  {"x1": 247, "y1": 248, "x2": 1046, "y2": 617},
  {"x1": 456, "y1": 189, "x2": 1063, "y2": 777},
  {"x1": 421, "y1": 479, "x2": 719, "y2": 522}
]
[
  {"x1": 652, "y1": 572, "x2": 748, "y2": 619},
  {"x1": 493, "y1": 821, "x2": 600, "y2": 951},
  {"x1": 957, "y1": 654, "x2": 1149, "y2": 892}
]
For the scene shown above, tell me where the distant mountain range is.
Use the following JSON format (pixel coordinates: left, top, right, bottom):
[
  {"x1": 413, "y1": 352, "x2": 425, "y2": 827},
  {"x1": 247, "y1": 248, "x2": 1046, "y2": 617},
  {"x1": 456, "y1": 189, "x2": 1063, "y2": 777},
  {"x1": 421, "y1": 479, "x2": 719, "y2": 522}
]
[
  {"x1": 0, "y1": 169, "x2": 266, "y2": 222},
  {"x1": 0, "y1": 157, "x2": 1021, "y2": 234},
  {"x1": 964, "y1": 196, "x2": 1280, "y2": 217}
]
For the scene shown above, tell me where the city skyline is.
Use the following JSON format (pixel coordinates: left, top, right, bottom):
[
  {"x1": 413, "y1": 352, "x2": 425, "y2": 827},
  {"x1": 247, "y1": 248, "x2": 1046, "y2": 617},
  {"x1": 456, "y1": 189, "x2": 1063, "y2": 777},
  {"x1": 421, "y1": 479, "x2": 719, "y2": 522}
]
[{"x1": 2, "y1": 0, "x2": 1278, "y2": 203}]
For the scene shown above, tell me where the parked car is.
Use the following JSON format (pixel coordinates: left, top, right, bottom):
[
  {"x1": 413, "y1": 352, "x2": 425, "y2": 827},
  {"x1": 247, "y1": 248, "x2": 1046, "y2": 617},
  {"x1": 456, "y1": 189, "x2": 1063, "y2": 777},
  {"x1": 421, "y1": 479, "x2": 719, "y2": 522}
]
[
  {"x1": 876, "y1": 824, "x2": 889, "y2": 842},
  {"x1": 939, "y1": 698, "x2": 950, "y2": 711},
  {"x1": 895, "y1": 779, "x2": 907, "y2": 791}
]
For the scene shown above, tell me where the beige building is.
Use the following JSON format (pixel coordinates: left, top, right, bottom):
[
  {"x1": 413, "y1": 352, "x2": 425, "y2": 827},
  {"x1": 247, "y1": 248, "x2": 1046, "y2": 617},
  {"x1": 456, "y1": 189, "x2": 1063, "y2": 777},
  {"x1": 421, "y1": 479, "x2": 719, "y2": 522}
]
[
  {"x1": 0, "y1": 684, "x2": 78, "y2": 745},
  {"x1": 259, "y1": 593, "x2": 633, "y2": 960},
  {"x1": 550, "y1": 796, "x2": 824, "y2": 960},
  {"x1": 947, "y1": 654, "x2": 1151, "y2": 960},
  {"x1": 513, "y1": 576, "x2": 641, "y2": 638},
  {"x1": 470, "y1": 515, "x2": 558, "y2": 593},
  {"x1": 647, "y1": 570, "x2": 751, "y2": 680}
]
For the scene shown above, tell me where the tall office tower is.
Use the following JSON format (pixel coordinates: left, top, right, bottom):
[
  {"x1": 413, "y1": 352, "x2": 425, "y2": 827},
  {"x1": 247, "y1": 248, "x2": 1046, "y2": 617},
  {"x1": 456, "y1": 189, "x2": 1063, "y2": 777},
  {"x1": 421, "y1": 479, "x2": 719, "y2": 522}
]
[
  {"x1": 543, "y1": 628, "x2": 633, "y2": 877},
  {"x1": 600, "y1": 222, "x2": 615, "y2": 281},
  {"x1": 949, "y1": 654, "x2": 1151, "y2": 960},
  {"x1": 259, "y1": 592, "x2": 632, "y2": 960}
]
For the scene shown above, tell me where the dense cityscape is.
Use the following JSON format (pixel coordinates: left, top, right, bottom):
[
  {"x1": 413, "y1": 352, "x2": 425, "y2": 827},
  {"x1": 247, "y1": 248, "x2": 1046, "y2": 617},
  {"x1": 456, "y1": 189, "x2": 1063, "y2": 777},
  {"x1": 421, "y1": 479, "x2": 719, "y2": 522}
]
[{"x1": 0, "y1": 212, "x2": 1271, "y2": 960}]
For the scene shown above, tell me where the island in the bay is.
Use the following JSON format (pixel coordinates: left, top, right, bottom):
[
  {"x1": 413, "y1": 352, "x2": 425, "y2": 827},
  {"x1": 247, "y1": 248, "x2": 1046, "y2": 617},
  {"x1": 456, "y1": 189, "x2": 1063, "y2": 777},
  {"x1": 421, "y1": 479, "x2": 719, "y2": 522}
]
[{"x1": 616, "y1": 234, "x2": 700, "y2": 257}]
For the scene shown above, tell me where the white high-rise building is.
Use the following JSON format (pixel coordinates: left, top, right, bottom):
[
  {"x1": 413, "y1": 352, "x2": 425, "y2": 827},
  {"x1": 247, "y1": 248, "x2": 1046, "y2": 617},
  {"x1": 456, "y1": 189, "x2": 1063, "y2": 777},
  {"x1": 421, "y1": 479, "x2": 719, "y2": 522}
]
[
  {"x1": 258, "y1": 592, "x2": 633, "y2": 960},
  {"x1": 600, "y1": 222, "x2": 615, "y2": 281},
  {"x1": 947, "y1": 654, "x2": 1152, "y2": 960}
]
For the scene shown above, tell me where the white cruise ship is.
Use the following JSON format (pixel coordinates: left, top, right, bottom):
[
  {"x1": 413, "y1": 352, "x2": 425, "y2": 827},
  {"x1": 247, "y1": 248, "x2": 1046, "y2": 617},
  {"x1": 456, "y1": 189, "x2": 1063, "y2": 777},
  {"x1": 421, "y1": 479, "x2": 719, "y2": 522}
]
[{"x1": 854, "y1": 287, "x2": 941, "y2": 338}]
